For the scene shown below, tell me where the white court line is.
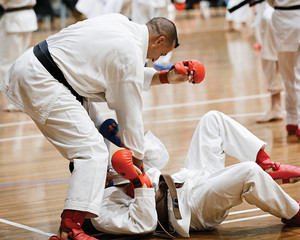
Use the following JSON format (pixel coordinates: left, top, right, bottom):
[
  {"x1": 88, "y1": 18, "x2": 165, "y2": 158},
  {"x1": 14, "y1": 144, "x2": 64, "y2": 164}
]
[
  {"x1": 0, "y1": 93, "x2": 271, "y2": 129},
  {"x1": 0, "y1": 121, "x2": 32, "y2": 127},
  {"x1": 0, "y1": 134, "x2": 43, "y2": 142},
  {"x1": 0, "y1": 211, "x2": 272, "y2": 236},
  {"x1": 229, "y1": 208, "x2": 260, "y2": 215},
  {"x1": 0, "y1": 112, "x2": 265, "y2": 142},
  {"x1": 0, "y1": 112, "x2": 266, "y2": 142},
  {"x1": 144, "y1": 112, "x2": 264, "y2": 124},
  {"x1": 222, "y1": 214, "x2": 272, "y2": 224},
  {"x1": 143, "y1": 93, "x2": 270, "y2": 111},
  {"x1": 0, "y1": 218, "x2": 54, "y2": 237}
]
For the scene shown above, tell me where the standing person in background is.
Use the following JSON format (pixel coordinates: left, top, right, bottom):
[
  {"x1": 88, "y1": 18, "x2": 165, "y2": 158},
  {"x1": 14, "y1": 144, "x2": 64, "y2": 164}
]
[
  {"x1": 255, "y1": 1, "x2": 284, "y2": 123},
  {"x1": 75, "y1": 0, "x2": 132, "y2": 20},
  {"x1": 0, "y1": 0, "x2": 37, "y2": 111},
  {"x1": 267, "y1": 0, "x2": 300, "y2": 139},
  {"x1": 225, "y1": 0, "x2": 249, "y2": 31}
]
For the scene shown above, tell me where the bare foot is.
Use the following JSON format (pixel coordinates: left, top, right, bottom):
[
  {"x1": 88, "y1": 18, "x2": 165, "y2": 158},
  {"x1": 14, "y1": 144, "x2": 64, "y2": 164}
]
[{"x1": 256, "y1": 111, "x2": 283, "y2": 123}]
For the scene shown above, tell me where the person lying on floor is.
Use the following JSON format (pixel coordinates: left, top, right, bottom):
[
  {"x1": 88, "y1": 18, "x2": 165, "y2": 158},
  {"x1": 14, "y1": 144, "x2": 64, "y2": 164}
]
[{"x1": 81, "y1": 110, "x2": 300, "y2": 238}]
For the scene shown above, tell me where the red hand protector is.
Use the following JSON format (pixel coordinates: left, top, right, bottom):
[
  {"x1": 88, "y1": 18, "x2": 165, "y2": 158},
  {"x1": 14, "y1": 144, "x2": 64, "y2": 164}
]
[
  {"x1": 172, "y1": 60, "x2": 205, "y2": 84},
  {"x1": 112, "y1": 149, "x2": 150, "y2": 188},
  {"x1": 126, "y1": 172, "x2": 152, "y2": 198}
]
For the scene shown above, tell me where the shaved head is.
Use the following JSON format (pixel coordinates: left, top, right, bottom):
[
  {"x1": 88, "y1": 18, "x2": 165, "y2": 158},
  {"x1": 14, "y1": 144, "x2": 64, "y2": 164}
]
[{"x1": 146, "y1": 17, "x2": 179, "y2": 49}]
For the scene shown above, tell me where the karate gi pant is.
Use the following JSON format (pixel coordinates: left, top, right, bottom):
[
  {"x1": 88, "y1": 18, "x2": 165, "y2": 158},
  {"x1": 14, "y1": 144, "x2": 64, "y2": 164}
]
[
  {"x1": 183, "y1": 111, "x2": 299, "y2": 230},
  {"x1": 277, "y1": 50, "x2": 300, "y2": 125},
  {"x1": 0, "y1": 30, "x2": 32, "y2": 79}
]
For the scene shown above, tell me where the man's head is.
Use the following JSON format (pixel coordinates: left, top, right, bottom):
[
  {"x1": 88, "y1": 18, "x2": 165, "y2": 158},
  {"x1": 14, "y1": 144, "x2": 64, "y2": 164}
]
[{"x1": 146, "y1": 17, "x2": 179, "y2": 62}]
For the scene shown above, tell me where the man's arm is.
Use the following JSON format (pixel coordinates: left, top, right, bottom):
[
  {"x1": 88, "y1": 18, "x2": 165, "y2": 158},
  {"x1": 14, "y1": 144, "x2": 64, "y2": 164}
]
[{"x1": 91, "y1": 187, "x2": 157, "y2": 235}]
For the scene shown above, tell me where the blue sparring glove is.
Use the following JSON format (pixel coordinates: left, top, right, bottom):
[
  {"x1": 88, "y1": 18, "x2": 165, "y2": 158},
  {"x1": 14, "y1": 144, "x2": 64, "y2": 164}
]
[{"x1": 99, "y1": 118, "x2": 122, "y2": 147}]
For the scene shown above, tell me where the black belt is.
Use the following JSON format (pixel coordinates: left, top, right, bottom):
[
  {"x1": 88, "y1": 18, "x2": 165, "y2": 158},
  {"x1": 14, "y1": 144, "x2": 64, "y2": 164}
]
[
  {"x1": 5, "y1": 6, "x2": 34, "y2": 13},
  {"x1": 33, "y1": 40, "x2": 83, "y2": 104},
  {"x1": 275, "y1": 5, "x2": 300, "y2": 10}
]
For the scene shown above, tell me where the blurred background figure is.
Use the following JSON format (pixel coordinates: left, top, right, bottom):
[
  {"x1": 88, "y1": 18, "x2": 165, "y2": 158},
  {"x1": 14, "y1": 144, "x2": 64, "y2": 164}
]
[
  {"x1": 225, "y1": 0, "x2": 249, "y2": 31},
  {"x1": 267, "y1": 0, "x2": 300, "y2": 139},
  {"x1": 0, "y1": 0, "x2": 37, "y2": 111},
  {"x1": 254, "y1": 1, "x2": 284, "y2": 123},
  {"x1": 75, "y1": 0, "x2": 132, "y2": 20},
  {"x1": 131, "y1": 0, "x2": 185, "y2": 70}
]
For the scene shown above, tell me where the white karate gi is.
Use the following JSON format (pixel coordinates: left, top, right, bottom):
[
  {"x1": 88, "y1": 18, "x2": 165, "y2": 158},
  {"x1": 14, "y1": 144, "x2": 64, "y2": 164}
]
[
  {"x1": 226, "y1": 0, "x2": 249, "y2": 24},
  {"x1": 0, "y1": 0, "x2": 37, "y2": 80},
  {"x1": 267, "y1": 0, "x2": 300, "y2": 126},
  {"x1": 259, "y1": 3, "x2": 283, "y2": 95},
  {"x1": 91, "y1": 111, "x2": 299, "y2": 237},
  {"x1": 0, "y1": 13, "x2": 157, "y2": 216},
  {"x1": 75, "y1": 0, "x2": 132, "y2": 19}
]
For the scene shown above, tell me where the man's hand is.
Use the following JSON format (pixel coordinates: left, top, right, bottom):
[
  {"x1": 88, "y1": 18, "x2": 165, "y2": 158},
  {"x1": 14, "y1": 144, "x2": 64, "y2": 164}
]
[
  {"x1": 158, "y1": 60, "x2": 205, "y2": 84},
  {"x1": 99, "y1": 118, "x2": 124, "y2": 147},
  {"x1": 112, "y1": 149, "x2": 151, "y2": 188}
]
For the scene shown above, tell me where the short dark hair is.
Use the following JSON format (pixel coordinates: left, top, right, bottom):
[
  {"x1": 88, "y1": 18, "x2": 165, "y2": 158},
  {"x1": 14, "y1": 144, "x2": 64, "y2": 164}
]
[{"x1": 146, "y1": 17, "x2": 179, "y2": 48}]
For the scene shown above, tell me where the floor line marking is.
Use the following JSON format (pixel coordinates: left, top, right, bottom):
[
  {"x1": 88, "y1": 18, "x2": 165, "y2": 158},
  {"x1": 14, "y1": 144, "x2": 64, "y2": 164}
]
[
  {"x1": 0, "y1": 93, "x2": 272, "y2": 128},
  {"x1": 229, "y1": 208, "x2": 260, "y2": 215},
  {"x1": 222, "y1": 214, "x2": 272, "y2": 224},
  {"x1": 0, "y1": 112, "x2": 267, "y2": 142},
  {"x1": 0, "y1": 218, "x2": 54, "y2": 237},
  {"x1": 0, "y1": 179, "x2": 69, "y2": 186}
]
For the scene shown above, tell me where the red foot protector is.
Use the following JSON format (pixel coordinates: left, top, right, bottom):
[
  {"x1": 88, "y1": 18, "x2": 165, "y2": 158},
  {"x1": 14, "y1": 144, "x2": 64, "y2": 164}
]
[
  {"x1": 286, "y1": 124, "x2": 298, "y2": 135},
  {"x1": 267, "y1": 163, "x2": 300, "y2": 184},
  {"x1": 49, "y1": 229, "x2": 97, "y2": 240},
  {"x1": 49, "y1": 210, "x2": 97, "y2": 240},
  {"x1": 256, "y1": 149, "x2": 300, "y2": 184},
  {"x1": 175, "y1": 2, "x2": 186, "y2": 10},
  {"x1": 282, "y1": 201, "x2": 300, "y2": 226}
]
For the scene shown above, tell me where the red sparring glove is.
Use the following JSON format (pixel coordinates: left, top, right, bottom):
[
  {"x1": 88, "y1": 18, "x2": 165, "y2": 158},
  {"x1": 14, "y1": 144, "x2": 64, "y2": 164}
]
[
  {"x1": 111, "y1": 149, "x2": 151, "y2": 197},
  {"x1": 159, "y1": 59, "x2": 205, "y2": 84}
]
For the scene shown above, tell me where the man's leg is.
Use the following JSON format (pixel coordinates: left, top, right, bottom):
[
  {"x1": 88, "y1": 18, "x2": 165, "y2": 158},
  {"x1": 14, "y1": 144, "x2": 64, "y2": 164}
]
[
  {"x1": 35, "y1": 91, "x2": 108, "y2": 240},
  {"x1": 184, "y1": 110, "x2": 300, "y2": 183},
  {"x1": 184, "y1": 110, "x2": 266, "y2": 173},
  {"x1": 189, "y1": 162, "x2": 300, "y2": 230},
  {"x1": 256, "y1": 59, "x2": 283, "y2": 123},
  {"x1": 278, "y1": 51, "x2": 298, "y2": 135}
]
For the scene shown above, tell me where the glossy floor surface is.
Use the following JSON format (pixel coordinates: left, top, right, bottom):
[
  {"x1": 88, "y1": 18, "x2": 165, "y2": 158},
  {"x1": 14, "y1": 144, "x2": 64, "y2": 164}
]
[{"x1": 1, "y1": 8, "x2": 300, "y2": 240}]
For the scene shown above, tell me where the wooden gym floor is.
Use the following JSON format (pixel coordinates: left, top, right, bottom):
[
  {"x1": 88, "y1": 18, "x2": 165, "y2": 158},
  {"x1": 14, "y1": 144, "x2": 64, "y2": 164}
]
[{"x1": 1, "y1": 8, "x2": 300, "y2": 240}]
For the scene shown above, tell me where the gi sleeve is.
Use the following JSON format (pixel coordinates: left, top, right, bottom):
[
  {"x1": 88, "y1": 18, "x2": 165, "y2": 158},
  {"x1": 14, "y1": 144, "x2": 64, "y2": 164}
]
[
  {"x1": 143, "y1": 67, "x2": 157, "y2": 91},
  {"x1": 91, "y1": 187, "x2": 157, "y2": 235}
]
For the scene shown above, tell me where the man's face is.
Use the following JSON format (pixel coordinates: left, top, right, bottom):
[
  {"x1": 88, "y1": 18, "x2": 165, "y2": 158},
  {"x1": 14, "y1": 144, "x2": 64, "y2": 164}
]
[{"x1": 147, "y1": 37, "x2": 175, "y2": 62}]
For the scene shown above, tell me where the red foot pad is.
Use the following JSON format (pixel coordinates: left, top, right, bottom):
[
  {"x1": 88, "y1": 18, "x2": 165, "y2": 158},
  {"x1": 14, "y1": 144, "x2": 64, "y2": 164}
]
[
  {"x1": 49, "y1": 236, "x2": 62, "y2": 240},
  {"x1": 175, "y1": 3, "x2": 186, "y2": 10},
  {"x1": 49, "y1": 229, "x2": 97, "y2": 240},
  {"x1": 282, "y1": 201, "x2": 300, "y2": 226},
  {"x1": 69, "y1": 229, "x2": 98, "y2": 240},
  {"x1": 267, "y1": 163, "x2": 300, "y2": 184},
  {"x1": 173, "y1": 60, "x2": 205, "y2": 84},
  {"x1": 286, "y1": 124, "x2": 298, "y2": 135}
]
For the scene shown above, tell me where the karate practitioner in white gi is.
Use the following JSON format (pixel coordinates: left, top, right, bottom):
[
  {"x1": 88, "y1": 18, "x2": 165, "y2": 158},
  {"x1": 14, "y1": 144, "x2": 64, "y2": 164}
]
[
  {"x1": 225, "y1": 0, "x2": 249, "y2": 31},
  {"x1": 90, "y1": 110, "x2": 300, "y2": 238},
  {"x1": 267, "y1": 0, "x2": 300, "y2": 138},
  {"x1": 0, "y1": 13, "x2": 196, "y2": 240},
  {"x1": 254, "y1": 2, "x2": 284, "y2": 123},
  {"x1": 0, "y1": 0, "x2": 37, "y2": 111}
]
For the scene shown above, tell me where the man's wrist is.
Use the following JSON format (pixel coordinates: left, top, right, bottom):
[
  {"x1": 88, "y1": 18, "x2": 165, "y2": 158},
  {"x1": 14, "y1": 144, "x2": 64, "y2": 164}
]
[{"x1": 159, "y1": 70, "x2": 169, "y2": 84}]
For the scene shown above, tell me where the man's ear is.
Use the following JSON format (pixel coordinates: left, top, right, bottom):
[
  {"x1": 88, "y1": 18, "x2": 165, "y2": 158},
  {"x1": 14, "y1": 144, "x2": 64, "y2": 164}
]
[{"x1": 154, "y1": 36, "x2": 166, "y2": 46}]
